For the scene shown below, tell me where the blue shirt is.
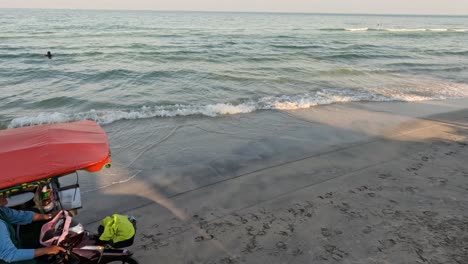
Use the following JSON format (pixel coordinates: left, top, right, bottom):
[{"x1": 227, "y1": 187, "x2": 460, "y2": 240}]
[{"x1": 0, "y1": 207, "x2": 35, "y2": 263}]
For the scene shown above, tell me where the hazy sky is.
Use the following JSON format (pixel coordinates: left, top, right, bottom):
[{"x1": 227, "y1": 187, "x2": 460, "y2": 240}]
[{"x1": 0, "y1": 0, "x2": 467, "y2": 15}]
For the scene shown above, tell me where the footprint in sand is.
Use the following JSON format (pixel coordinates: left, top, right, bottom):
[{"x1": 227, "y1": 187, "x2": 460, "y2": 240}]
[
  {"x1": 292, "y1": 248, "x2": 303, "y2": 256},
  {"x1": 362, "y1": 226, "x2": 372, "y2": 234},
  {"x1": 356, "y1": 185, "x2": 368, "y2": 192},
  {"x1": 246, "y1": 225, "x2": 266, "y2": 236},
  {"x1": 138, "y1": 238, "x2": 169, "y2": 251},
  {"x1": 335, "y1": 202, "x2": 363, "y2": 218},
  {"x1": 168, "y1": 226, "x2": 183, "y2": 234},
  {"x1": 318, "y1": 192, "x2": 334, "y2": 199},
  {"x1": 277, "y1": 231, "x2": 289, "y2": 236},
  {"x1": 217, "y1": 257, "x2": 238, "y2": 264},
  {"x1": 321, "y1": 227, "x2": 343, "y2": 237},
  {"x1": 423, "y1": 211, "x2": 438, "y2": 217},
  {"x1": 406, "y1": 162, "x2": 424, "y2": 174},
  {"x1": 378, "y1": 239, "x2": 396, "y2": 251},
  {"x1": 321, "y1": 244, "x2": 348, "y2": 261},
  {"x1": 238, "y1": 216, "x2": 249, "y2": 224},
  {"x1": 248, "y1": 213, "x2": 260, "y2": 221},
  {"x1": 428, "y1": 177, "x2": 448, "y2": 186},
  {"x1": 233, "y1": 213, "x2": 249, "y2": 225},
  {"x1": 275, "y1": 241, "x2": 287, "y2": 250},
  {"x1": 204, "y1": 221, "x2": 236, "y2": 235},
  {"x1": 382, "y1": 208, "x2": 395, "y2": 215},
  {"x1": 337, "y1": 202, "x2": 351, "y2": 213},
  {"x1": 140, "y1": 234, "x2": 155, "y2": 242},
  {"x1": 404, "y1": 186, "x2": 420, "y2": 194},
  {"x1": 321, "y1": 228, "x2": 332, "y2": 237},
  {"x1": 286, "y1": 202, "x2": 314, "y2": 219},
  {"x1": 378, "y1": 173, "x2": 392, "y2": 179},
  {"x1": 243, "y1": 236, "x2": 259, "y2": 253},
  {"x1": 194, "y1": 234, "x2": 214, "y2": 242}
]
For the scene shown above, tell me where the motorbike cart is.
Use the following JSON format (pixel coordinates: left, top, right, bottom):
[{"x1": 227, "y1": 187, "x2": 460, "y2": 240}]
[{"x1": 0, "y1": 121, "x2": 138, "y2": 264}]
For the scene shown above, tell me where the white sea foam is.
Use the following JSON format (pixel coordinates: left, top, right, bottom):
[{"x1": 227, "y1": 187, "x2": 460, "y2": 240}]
[
  {"x1": 427, "y1": 28, "x2": 448, "y2": 32},
  {"x1": 345, "y1": 28, "x2": 369, "y2": 32},
  {"x1": 7, "y1": 103, "x2": 258, "y2": 128},
  {"x1": 8, "y1": 84, "x2": 468, "y2": 129},
  {"x1": 385, "y1": 28, "x2": 427, "y2": 32},
  {"x1": 340, "y1": 28, "x2": 468, "y2": 33},
  {"x1": 384, "y1": 28, "x2": 468, "y2": 32}
]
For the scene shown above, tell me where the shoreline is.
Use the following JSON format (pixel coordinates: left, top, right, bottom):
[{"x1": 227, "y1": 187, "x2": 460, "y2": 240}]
[
  {"x1": 4, "y1": 97, "x2": 468, "y2": 130},
  {"x1": 74, "y1": 99, "x2": 468, "y2": 263}
]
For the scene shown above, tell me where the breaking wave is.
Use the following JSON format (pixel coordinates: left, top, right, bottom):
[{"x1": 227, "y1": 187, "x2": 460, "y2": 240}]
[
  {"x1": 320, "y1": 28, "x2": 468, "y2": 33},
  {"x1": 8, "y1": 86, "x2": 468, "y2": 128}
]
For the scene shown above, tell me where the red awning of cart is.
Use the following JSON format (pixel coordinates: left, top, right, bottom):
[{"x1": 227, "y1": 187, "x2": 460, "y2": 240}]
[{"x1": 0, "y1": 121, "x2": 111, "y2": 190}]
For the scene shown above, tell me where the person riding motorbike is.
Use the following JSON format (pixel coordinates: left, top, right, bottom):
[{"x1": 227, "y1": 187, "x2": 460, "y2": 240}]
[{"x1": 0, "y1": 196, "x2": 65, "y2": 264}]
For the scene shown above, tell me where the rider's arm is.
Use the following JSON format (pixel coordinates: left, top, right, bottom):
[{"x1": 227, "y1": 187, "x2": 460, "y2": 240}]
[
  {"x1": 0, "y1": 207, "x2": 52, "y2": 224},
  {"x1": 32, "y1": 213, "x2": 53, "y2": 222},
  {"x1": 0, "y1": 221, "x2": 34, "y2": 262},
  {"x1": 34, "y1": 246, "x2": 65, "y2": 258},
  {"x1": 0, "y1": 207, "x2": 33, "y2": 225}
]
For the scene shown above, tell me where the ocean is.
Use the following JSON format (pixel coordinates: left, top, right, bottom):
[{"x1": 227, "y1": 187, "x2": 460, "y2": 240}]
[{"x1": 1, "y1": 9, "x2": 467, "y2": 129}]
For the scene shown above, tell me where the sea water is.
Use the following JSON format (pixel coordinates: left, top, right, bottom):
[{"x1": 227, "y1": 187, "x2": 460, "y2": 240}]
[{"x1": 1, "y1": 9, "x2": 467, "y2": 128}]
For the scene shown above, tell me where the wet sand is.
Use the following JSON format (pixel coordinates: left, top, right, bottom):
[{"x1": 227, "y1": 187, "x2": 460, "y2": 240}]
[{"x1": 76, "y1": 99, "x2": 468, "y2": 264}]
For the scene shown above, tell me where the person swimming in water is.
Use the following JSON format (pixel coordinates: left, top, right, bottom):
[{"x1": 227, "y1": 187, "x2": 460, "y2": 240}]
[{"x1": 45, "y1": 51, "x2": 52, "y2": 59}]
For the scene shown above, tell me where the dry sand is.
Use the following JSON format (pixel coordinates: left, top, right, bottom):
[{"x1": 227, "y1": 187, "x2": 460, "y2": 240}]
[{"x1": 77, "y1": 99, "x2": 468, "y2": 264}]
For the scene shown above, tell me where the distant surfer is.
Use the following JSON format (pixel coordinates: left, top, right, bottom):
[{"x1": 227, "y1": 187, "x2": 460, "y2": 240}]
[{"x1": 45, "y1": 51, "x2": 53, "y2": 59}]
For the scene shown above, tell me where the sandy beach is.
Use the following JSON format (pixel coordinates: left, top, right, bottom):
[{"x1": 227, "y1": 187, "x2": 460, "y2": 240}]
[{"x1": 73, "y1": 99, "x2": 468, "y2": 264}]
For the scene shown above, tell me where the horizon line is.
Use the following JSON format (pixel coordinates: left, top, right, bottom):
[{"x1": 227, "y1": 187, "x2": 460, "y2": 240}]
[{"x1": 1, "y1": 7, "x2": 467, "y2": 17}]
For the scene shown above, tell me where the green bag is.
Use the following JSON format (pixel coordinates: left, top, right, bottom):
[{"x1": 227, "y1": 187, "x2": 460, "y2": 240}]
[{"x1": 98, "y1": 214, "x2": 136, "y2": 248}]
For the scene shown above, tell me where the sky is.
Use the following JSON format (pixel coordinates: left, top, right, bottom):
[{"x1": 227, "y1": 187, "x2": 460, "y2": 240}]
[{"x1": 0, "y1": 0, "x2": 467, "y2": 15}]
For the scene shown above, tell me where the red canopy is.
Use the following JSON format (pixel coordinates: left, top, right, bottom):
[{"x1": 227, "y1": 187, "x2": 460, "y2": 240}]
[{"x1": 0, "y1": 121, "x2": 111, "y2": 190}]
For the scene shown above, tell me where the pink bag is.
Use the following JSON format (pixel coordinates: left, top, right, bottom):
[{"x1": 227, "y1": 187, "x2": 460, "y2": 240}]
[{"x1": 39, "y1": 210, "x2": 73, "y2": 246}]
